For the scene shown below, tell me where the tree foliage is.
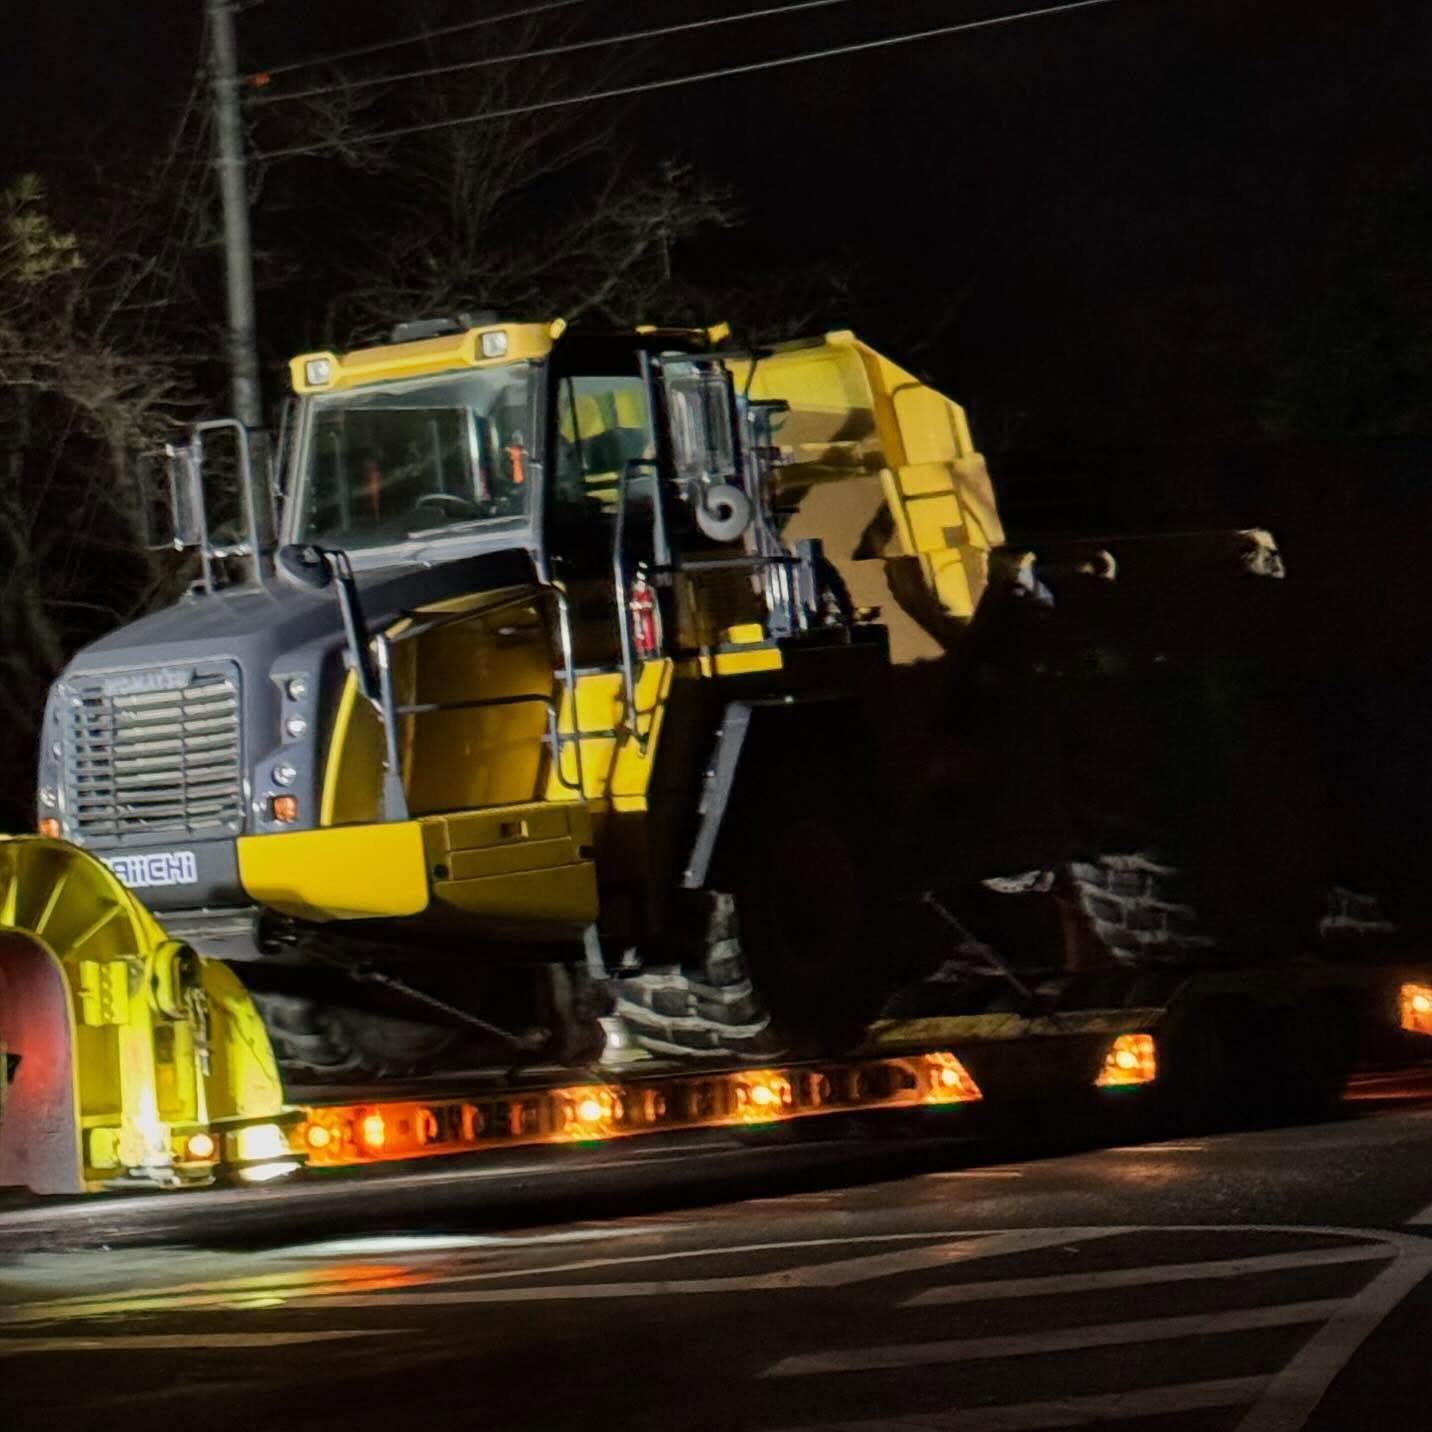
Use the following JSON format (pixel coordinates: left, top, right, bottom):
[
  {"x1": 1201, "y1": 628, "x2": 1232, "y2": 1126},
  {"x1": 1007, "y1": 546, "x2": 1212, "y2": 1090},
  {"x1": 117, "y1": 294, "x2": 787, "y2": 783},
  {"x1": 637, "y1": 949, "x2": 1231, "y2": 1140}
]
[{"x1": 0, "y1": 176, "x2": 197, "y2": 828}]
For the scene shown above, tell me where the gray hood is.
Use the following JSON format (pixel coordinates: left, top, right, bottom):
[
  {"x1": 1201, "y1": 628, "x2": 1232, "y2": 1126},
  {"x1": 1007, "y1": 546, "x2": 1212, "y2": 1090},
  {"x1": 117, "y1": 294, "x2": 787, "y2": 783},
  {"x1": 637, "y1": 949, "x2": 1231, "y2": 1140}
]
[{"x1": 40, "y1": 548, "x2": 540, "y2": 913}]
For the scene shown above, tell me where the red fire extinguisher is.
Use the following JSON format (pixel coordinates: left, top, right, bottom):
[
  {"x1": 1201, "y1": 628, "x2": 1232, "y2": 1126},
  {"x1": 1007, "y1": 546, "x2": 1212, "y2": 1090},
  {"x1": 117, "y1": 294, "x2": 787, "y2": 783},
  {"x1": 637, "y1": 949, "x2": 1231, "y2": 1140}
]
[{"x1": 629, "y1": 567, "x2": 661, "y2": 660}]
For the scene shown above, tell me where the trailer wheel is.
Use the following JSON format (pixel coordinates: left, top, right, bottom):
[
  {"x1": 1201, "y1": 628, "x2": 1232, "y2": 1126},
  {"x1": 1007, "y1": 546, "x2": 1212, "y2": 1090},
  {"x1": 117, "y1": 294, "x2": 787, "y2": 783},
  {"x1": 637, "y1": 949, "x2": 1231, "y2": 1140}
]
[
  {"x1": 1159, "y1": 995, "x2": 1351, "y2": 1132},
  {"x1": 1265, "y1": 997, "x2": 1352, "y2": 1123},
  {"x1": 1067, "y1": 850, "x2": 1322, "y2": 968},
  {"x1": 1065, "y1": 853, "x2": 1214, "y2": 967}
]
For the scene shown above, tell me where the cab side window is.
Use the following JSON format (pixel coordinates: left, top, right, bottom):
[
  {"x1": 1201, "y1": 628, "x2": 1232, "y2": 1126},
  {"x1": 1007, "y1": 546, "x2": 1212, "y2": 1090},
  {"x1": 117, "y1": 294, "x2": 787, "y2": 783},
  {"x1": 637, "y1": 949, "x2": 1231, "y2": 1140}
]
[{"x1": 553, "y1": 376, "x2": 653, "y2": 513}]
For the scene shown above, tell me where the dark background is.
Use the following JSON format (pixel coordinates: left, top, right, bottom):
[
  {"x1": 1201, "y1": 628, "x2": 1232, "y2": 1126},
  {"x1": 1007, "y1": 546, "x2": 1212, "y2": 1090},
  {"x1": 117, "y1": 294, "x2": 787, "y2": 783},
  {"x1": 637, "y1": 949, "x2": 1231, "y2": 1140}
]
[{"x1": 5, "y1": 0, "x2": 1428, "y2": 447}]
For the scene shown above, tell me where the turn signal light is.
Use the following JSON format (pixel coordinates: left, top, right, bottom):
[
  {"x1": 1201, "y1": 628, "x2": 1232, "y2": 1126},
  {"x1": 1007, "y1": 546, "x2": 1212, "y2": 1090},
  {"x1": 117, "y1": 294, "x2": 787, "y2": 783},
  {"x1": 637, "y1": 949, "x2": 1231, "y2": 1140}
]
[
  {"x1": 1096, "y1": 1033, "x2": 1158, "y2": 1087},
  {"x1": 1399, "y1": 983, "x2": 1432, "y2": 1037},
  {"x1": 270, "y1": 794, "x2": 299, "y2": 823},
  {"x1": 38, "y1": 817, "x2": 60, "y2": 839}
]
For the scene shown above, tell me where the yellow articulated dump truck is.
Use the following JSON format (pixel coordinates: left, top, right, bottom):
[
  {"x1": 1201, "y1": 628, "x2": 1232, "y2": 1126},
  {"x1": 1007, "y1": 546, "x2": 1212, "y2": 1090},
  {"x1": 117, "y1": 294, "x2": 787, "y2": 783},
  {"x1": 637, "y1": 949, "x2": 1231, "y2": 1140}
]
[
  {"x1": 6, "y1": 315, "x2": 1432, "y2": 1194},
  {"x1": 25, "y1": 317, "x2": 1010, "y2": 1081}
]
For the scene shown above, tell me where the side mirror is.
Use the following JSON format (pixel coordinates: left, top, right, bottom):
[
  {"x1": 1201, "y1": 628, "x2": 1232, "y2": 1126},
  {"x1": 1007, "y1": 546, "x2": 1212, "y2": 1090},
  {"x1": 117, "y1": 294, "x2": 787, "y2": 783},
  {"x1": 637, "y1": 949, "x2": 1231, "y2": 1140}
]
[
  {"x1": 160, "y1": 442, "x2": 205, "y2": 550},
  {"x1": 276, "y1": 543, "x2": 333, "y2": 588}
]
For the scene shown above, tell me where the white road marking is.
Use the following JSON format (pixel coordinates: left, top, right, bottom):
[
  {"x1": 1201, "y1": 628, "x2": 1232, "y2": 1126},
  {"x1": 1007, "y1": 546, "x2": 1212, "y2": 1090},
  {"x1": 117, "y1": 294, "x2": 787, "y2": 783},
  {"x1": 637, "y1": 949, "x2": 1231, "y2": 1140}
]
[
  {"x1": 0, "y1": 1328, "x2": 402, "y2": 1357},
  {"x1": 762, "y1": 1299, "x2": 1344, "y2": 1376},
  {"x1": 1233, "y1": 1238, "x2": 1432, "y2": 1432},
  {"x1": 903, "y1": 1241, "x2": 1393, "y2": 1306},
  {"x1": 776, "y1": 1374, "x2": 1270, "y2": 1431},
  {"x1": 1402, "y1": 1195, "x2": 1432, "y2": 1224},
  {"x1": 0, "y1": 1229, "x2": 999, "y2": 1325},
  {"x1": 1105, "y1": 1142, "x2": 1207, "y2": 1153},
  {"x1": 249, "y1": 1237, "x2": 992, "y2": 1307},
  {"x1": 924, "y1": 1170, "x2": 1024, "y2": 1179},
  {"x1": 7, "y1": 1228, "x2": 1133, "y2": 1325},
  {"x1": 279, "y1": 1228, "x2": 1134, "y2": 1310},
  {"x1": 284, "y1": 1225, "x2": 680, "y2": 1257}
]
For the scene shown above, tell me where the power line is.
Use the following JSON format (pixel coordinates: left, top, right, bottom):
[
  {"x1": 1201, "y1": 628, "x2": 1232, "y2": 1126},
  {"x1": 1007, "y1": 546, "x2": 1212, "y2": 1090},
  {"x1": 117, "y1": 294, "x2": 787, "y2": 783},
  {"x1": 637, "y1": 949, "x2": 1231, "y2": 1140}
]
[
  {"x1": 246, "y1": 0, "x2": 589, "y2": 83},
  {"x1": 252, "y1": 0, "x2": 860, "y2": 107},
  {"x1": 257, "y1": 0, "x2": 1121, "y2": 161}
]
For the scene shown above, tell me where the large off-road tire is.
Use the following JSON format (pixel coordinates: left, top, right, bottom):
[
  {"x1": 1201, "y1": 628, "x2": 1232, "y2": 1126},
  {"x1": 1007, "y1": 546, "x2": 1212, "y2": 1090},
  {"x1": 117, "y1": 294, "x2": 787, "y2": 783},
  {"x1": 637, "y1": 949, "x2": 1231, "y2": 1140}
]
[
  {"x1": 1065, "y1": 843, "x2": 1341, "y2": 968},
  {"x1": 248, "y1": 990, "x2": 461, "y2": 1085},
  {"x1": 613, "y1": 804, "x2": 885, "y2": 1061},
  {"x1": 1064, "y1": 853, "x2": 1216, "y2": 967}
]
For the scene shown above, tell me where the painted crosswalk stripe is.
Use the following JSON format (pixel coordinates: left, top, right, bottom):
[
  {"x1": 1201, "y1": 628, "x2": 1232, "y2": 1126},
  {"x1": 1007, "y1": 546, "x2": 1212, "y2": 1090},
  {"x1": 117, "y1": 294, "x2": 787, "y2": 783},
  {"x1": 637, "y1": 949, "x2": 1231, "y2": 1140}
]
[
  {"x1": 6, "y1": 1229, "x2": 1130, "y2": 1323},
  {"x1": 777, "y1": 1374, "x2": 1270, "y2": 1431},
  {"x1": 244, "y1": 1237, "x2": 994, "y2": 1307},
  {"x1": 0, "y1": 1328, "x2": 402, "y2": 1357},
  {"x1": 1233, "y1": 1245, "x2": 1432, "y2": 1432},
  {"x1": 763, "y1": 1299, "x2": 1344, "y2": 1376},
  {"x1": 903, "y1": 1241, "x2": 1392, "y2": 1306}
]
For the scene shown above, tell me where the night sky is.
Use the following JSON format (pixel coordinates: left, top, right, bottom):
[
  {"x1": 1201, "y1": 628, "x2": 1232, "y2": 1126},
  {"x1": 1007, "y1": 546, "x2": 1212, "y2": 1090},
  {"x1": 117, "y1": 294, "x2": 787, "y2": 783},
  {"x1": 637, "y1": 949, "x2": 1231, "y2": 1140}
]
[{"x1": 4, "y1": 0, "x2": 1429, "y2": 522}]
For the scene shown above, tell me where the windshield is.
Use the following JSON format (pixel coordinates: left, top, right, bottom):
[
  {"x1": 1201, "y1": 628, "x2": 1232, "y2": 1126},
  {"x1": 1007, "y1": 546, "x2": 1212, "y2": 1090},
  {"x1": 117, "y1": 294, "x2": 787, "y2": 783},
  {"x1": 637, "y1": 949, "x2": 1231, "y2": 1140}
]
[{"x1": 292, "y1": 365, "x2": 534, "y2": 551}]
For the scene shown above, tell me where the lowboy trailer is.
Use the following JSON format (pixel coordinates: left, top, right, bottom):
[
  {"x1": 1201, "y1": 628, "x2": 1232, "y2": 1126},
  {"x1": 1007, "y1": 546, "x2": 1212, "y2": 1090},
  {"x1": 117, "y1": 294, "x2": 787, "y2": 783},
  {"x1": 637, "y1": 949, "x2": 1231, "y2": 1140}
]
[{"x1": 3, "y1": 837, "x2": 1430, "y2": 1194}]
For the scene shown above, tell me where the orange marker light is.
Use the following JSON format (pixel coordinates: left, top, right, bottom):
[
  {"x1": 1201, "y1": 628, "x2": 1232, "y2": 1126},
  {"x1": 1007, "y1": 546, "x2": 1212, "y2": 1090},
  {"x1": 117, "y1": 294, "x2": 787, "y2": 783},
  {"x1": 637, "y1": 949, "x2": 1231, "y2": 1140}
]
[
  {"x1": 920, "y1": 1051, "x2": 981, "y2": 1105},
  {"x1": 305, "y1": 1123, "x2": 333, "y2": 1151},
  {"x1": 359, "y1": 1111, "x2": 387, "y2": 1152},
  {"x1": 1400, "y1": 983, "x2": 1432, "y2": 1037},
  {"x1": 554, "y1": 1086, "x2": 620, "y2": 1139},
  {"x1": 271, "y1": 794, "x2": 299, "y2": 823},
  {"x1": 733, "y1": 1070, "x2": 793, "y2": 1122},
  {"x1": 38, "y1": 817, "x2": 60, "y2": 839},
  {"x1": 1096, "y1": 1033, "x2": 1158, "y2": 1087}
]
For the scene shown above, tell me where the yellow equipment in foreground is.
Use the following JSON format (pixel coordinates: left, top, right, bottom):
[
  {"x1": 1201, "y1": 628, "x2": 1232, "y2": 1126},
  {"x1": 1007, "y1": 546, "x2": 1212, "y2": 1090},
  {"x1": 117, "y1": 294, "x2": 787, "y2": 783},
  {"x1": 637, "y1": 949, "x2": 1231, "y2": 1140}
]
[{"x1": 0, "y1": 838, "x2": 290, "y2": 1194}]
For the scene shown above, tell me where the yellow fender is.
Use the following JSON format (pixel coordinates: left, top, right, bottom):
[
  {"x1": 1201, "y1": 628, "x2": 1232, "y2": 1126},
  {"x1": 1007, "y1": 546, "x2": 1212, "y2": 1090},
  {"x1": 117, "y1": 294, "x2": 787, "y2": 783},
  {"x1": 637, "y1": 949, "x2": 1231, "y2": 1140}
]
[{"x1": 0, "y1": 838, "x2": 290, "y2": 1194}]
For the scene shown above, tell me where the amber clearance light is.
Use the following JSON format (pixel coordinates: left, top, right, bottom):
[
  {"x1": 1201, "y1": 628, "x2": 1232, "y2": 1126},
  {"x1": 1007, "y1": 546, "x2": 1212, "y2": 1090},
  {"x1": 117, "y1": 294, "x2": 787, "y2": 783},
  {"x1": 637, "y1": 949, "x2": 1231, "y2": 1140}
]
[
  {"x1": 1096, "y1": 1033, "x2": 1158, "y2": 1088},
  {"x1": 1399, "y1": 983, "x2": 1432, "y2": 1037}
]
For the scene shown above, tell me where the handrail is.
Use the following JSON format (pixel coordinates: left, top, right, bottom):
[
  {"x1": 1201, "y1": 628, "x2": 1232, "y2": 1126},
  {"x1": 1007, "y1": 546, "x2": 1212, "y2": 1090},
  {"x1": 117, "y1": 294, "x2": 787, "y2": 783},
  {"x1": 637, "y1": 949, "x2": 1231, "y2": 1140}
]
[
  {"x1": 372, "y1": 633, "x2": 410, "y2": 822},
  {"x1": 547, "y1": 579, "x2": 587, "y2": 795},
  {"x1": 612, "y1": 458, "x2": 639, "y2": 747},
  {"x1": 383, "y1": 585, "x2": 548, "y2": 646}
]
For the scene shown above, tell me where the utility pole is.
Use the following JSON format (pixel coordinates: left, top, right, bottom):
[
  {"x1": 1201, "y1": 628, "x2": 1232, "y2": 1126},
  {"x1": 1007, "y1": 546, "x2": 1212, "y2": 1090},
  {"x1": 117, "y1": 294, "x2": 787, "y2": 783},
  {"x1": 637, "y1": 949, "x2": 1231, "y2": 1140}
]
[{"x1": 206, "y1": 0, "x2": 264, "y2": 438}]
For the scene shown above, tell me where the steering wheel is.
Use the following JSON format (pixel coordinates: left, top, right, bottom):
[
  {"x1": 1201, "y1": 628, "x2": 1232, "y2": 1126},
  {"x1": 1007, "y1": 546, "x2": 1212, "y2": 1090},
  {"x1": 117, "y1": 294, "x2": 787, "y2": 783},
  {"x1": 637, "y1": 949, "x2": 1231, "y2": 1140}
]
[{"x1": 412, "y1": 492, "x2": 481, "y2": 516}]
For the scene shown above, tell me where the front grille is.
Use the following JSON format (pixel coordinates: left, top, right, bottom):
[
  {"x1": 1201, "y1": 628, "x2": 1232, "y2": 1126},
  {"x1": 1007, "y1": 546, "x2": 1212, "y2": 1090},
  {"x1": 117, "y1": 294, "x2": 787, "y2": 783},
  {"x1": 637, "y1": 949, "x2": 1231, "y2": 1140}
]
[{"x1": 63, "y1": 665, "x2": 244, "y2": 845}]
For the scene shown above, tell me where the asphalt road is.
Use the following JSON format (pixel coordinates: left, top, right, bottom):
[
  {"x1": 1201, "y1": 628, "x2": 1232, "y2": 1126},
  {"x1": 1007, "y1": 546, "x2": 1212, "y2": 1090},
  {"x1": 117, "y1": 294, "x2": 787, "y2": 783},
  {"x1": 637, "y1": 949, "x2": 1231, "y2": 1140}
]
[{"x1": 8, "y1": 1075, "x2": 1432, "y2": 1431}]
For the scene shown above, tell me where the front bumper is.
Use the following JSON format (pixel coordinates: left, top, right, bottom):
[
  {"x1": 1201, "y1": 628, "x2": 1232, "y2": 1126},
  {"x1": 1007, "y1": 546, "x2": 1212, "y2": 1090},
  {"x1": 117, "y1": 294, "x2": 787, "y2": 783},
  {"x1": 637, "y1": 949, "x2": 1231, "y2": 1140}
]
[{"x1": 236, "y1": 802, "x2": 599, "y2": 931}]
